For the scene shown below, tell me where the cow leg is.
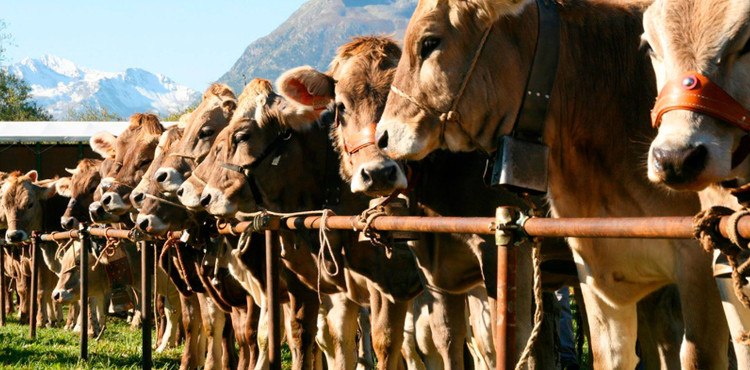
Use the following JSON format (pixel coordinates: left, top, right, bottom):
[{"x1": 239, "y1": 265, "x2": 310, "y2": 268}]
[
  {"x1": 358, "y1": 308, "x2": 375, "y2": 370},
  {"x1": 318, "y1": 292, "x2": 359, "y2": 370},
  {"x1": 716, "y1": 277, "x2": 750, "y2": 367},
  {"x1": 578, "y1": 284, "x2": 639, "y2": 370},
  {"x1": 427, "y1": 290, "x2": 466, "y2": 370},
  {"x1": 180, "y1": 293, "x2": 206, "y2": 370},
  {"x1": 465, "y1": 286, "x2": 494, "y2": 370},
  {"x1": 369, "y1": 288, "x2": 408, "y2": 370},
  {"x1": 231, "y1": 307, "x2": 251, "y2": 370},
  {"x1": 246, "y1": 296, "x2": 261, "y2": 370},
  {"x1": 285, "y1": 274, "x2": 320, "y2": 370},
  {"x1": 198, "y1": 293, "x2": 226, "y2": 370},
  {"x1": 222, "y1": 312, "x2": 239, "y2": 370},
  {"x1": 401, "y1": 299, "x2": 426, "y2": 370},
  {"x1": 156, "y1": 293, "x2": 181, "y2": 352},
  {"x1": 66, "y1": 302, "x2": 79, "y2": 330},
  {"x1": 634, "y1": 286, "x2": 684, "y2": 370}
]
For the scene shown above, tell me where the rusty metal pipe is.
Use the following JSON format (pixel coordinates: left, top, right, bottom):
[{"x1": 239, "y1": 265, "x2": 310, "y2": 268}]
[
  {"x1": 79, "y1": 226, "x2": 90, "y2": 361},
  {"x1": 1, "y1": 244, "x2": 6, "y2": 326},
  {"x1": 140, "y1": 240, "x2": 153, "y2": 370},
  {"x1": 29, "y1": 232, "x2": 40, "y2": 338},
  {"x1": 266, "y1": 230, "x2": 281, "y2": 370},
  {"x1": 216, "y1": 215, "x2": 750, "y2": 240}
]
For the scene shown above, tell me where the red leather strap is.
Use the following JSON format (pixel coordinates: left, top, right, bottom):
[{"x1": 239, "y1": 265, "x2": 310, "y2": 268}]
[
  {"x1": 652, "y1": 71, "x2": 750, "y2": 131},
  {"x1": 343, "y1": 122, "x2": 377, "y2": 155}
]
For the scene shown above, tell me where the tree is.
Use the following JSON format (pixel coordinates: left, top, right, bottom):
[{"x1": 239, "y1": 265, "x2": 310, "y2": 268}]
[
  {"x1": 0, "y1": 69, "x2": 52, "y2": 121},
  {"x1": 0, "y1": 19, "x2": 52, "y2": 121},
  {"x1": 64, "y1": 103, "x2": 122, "y2": 121},
  {"x1": 161, "y1": 104, "x2": 196, "y2": 122}
]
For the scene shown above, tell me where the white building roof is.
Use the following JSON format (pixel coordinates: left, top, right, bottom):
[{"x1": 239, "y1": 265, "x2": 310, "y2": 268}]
[{"x1": 0, "y1": 121, "x2": 177, "y2": 144}]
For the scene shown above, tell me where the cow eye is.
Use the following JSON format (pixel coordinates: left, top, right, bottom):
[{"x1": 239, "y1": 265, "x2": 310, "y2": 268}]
[
  {"x1": 739, "y1": 37, "x2": 750, "y2": 57},
  {"x1": 420, "y1": 37, "x2": 440, "y2": 59},
  {"x1": 23, "y1": 200, "x2": 34, "y2": 210},
  {"x1": 233, "y1": 131, "x2": 250, "y2": 144},
  {"x1": 138, "y1": 158, "x2": 152, "y2": 168},
  {"x1": 199, "y1": 127, "x2": 215, "y2": 139}
]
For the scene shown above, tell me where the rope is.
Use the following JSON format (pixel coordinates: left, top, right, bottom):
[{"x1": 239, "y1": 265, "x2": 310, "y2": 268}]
[
  {"x1": 694, "y1": 206, "x2": 750, "y2": 344},
  {"x1": 316, "y1": 210, "x2": 341, "y2": 303},
  {"x1": 142, "y1": 192, "x2": 191, "y2": 210},
  {"x1": 514, "y1": 238, "x2": 544, "y2": 370},
  {"x1": 92, "y1": 234, "x2": 120, "y2": 270},
  {"x1": 54, "y1": 237, "x2": 74, "y2": 260}
]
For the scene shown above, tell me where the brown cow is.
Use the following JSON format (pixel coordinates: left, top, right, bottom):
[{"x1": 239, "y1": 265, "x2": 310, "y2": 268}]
[
  {"x1": 373, "y1": 1, "x2": 725, "y2": 369},
  {"x1": 99, "y1": 113, "x2": 163, "y2": 217},
  {"x1": 642, "y1": 0, "x2": 750, "y2": 365},
  {"x1": 1, "y1": 171, "x2": 67, "y2": 327},
  {"x1": 187, "y1": 78, "x2": 423, "y2": 370},
  {"x1": 56, "y1": 159, "x2": 104, "y2": 230}
]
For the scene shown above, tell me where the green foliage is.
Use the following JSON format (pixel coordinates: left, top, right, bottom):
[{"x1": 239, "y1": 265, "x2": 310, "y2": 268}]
[
  {"x1": 0, "y1": 69, "x2": 52, "y2": 121},
  {"x1": 63, "y1": 103, "x2": 122, "y2": 121},
  {"x1": 0, "y1": 19, "x2": 52, "y2": 121},
  {"x1": 161, "y1": 104, "x2": 196, "y2": 122}
]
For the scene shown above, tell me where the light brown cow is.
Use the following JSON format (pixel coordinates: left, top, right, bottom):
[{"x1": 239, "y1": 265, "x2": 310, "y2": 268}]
[
  {"x1": 642, "y1": 0, "x2": 750, "y2": 365},
  {"x1": 99, "y1": 113, "x2": 163, "y2": 217},
  {"x1": 1, "y1": 171, "x2": 67, "y2": 327},
  {"x1": 51, "y1": 240, "x2": 109, "y2": 336},
  {"x1": 373, "y1": 1, "x2": 726, "y2": 369}
]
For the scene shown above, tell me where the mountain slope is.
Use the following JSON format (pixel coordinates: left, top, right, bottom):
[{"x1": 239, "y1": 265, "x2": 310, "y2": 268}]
[
  {"x1": 9, "y1": 55, "x2": 199, "y2": 120},
  {"x1": 219, "y1": 0, "x2": 416, "y2": 92}
]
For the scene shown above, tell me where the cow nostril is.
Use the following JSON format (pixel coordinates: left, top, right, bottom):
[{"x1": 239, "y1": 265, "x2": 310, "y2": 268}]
[
  {"x1": 683, "y1": 145, "x2": 708, "y2": 172},
  {"x1": 138, "y1": 218, "x2": 149, "y2": 231},
  {"x1": 384, "y1": 165, "x2": 397, "y2": 182},
  {"x1": 53, "y1": 292, "x2": 59, "y2": 301},
  {"x1": 377, "y1": 130, "x2": 389, "y2": 150},
  {"x1": 102, "y1": 194, "x2": 112, "y2": 205},
  {"x1": 176, "y1": 188, "x2": 184, "y2": 197},
  {"x1": 200, "y1": 194, "x2": 212, "y2": 207},
  {"x1": 360, "y1": 168, "x2": 372, "y2": 184},
  {"x1": 155, "y1": 171, "x2": 168, "y2": 183},
  {"x1": 133, "y1": 192, "x2": 145, "y2": 203}
]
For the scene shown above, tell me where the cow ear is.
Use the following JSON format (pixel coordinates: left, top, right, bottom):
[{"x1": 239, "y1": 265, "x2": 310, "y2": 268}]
[
  {"x1": 24, "y1": 170, "x2": 38, "y2": 183},
  {"x1": 55, "y1": 177, "x2": 73, "y2": 198},
  {"x1": 222, "y1": 99, "x2": 237, "y2": 120},
  {"x1": 36, "y1": 177, "x2": 60, "y2": 199},
  {"x1": 277, "y1": 66, "x2": 335, "y2": 110},
  {"x1": 90, "y1": 132, "x2": 117, "y2": 158}
]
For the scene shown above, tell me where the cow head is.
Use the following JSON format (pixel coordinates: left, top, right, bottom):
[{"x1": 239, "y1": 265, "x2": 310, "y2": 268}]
[
  {"x1": 376, "y1": 0, "x2": 535, "y2": 160},
  {"x1": 180, "y1": 78, "x2": 323, "y2": 217},
  {"x1": 278, "y1": 36, "x2": 408, "y2": 196},
  {"x1": 134, "y1": 126, "x2": 196, "y2": 235},
  {"x1": 56, "y1": 159, "x2": 103, "y2": 230},
  {"x1": 151, "y1": 84, "x2": 237, "y2": 194},
  {"x1": 100, "y1": 113, "x2": 164, "y2": 216},
  {"x1": 1, "y1": 171, "x2": 60, "y2": 243},
  {"x1": 52, "y1": 241, "x2": 94, "y2": 304},
  {"x1": 643, "y1": 0, "x2": 750, "y2": 190}
]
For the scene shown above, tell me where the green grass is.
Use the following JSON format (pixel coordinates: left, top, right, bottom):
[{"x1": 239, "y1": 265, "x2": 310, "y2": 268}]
[{"x1": 0, "y1": 314, "x2": 181, "y2": 369}]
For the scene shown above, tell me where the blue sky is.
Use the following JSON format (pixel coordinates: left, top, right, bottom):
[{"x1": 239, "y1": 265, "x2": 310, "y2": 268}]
[{"x1": 0, "y1": 0, "x2": 307, "y2": 91}]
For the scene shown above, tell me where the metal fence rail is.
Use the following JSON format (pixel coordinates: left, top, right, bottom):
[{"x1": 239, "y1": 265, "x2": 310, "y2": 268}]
[{"x1": 1, "y1": 207, "x2": 744, "y2": 370}]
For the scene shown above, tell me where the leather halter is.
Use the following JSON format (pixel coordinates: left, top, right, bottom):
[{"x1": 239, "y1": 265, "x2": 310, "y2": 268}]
[
  {"x1": 652, "y1": 71, "x2": 750, "y2": 168},
  {"x1": 390, "y1": 24, "x2": 494, "y2": 154},
  {"x1": 334, "y1": 107, "x2": 377, "y2": 158},
  {"x1": 221, "y1": 131, "x2": 292, "y2": 207}
]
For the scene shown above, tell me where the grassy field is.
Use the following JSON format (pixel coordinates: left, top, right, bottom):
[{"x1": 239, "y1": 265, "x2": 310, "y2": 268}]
[{"x1": 0, "y1": 315, "x2": 182, "y2": 369}]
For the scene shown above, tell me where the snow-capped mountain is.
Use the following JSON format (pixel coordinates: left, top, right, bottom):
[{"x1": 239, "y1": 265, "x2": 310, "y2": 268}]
[
  {"x1": 9, "y1": 55, "x2": 200, "y2": 119},
  {"x1": 219, "y1": 0, "x2": 416, "y2": 92}
]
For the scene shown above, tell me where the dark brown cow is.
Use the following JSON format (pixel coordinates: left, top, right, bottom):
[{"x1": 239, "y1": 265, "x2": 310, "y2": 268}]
[
  {"x1": 373, "y1": 1, "x2": 724, "y2": 369},
  {"x1": 56, "y1": 158, "x2": 103, "y2": 230}
]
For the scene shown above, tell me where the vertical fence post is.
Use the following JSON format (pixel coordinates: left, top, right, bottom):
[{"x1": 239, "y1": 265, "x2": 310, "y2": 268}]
[
  {"x1": 79, "y1": 226, "x2": 90, "y2": 361},
  {"x1": 0, "y1": 243, "x2": 6, "y2": 326},
  {"x1": 140, "y1": 240, "x2": 153, "y2": 370},
  {"x1": 29, "y1": 232, "x2": 41, "y2": 339},
  {"x1": 496, "y1": 207, "x2": 520, "y2": 370},
  {"x1": 265, "y1": 230, "x2": 281, "y2": 370}
]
